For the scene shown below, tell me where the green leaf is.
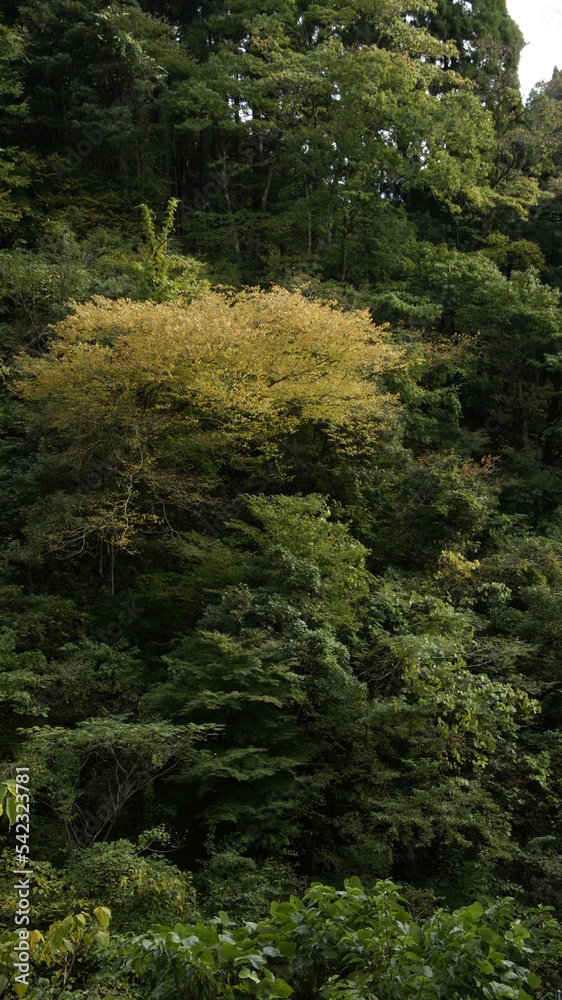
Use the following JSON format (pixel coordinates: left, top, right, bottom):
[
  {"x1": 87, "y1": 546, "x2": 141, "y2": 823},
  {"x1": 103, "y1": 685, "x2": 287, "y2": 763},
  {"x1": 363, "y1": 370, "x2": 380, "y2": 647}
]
[
  {"x1": 5, "y1": 794, "x2": 16, "y2": 828},
  {"x1": 480, "y1": 927, "x2": 498, "y2": 944},
  {"x1": 278, "y1": 941, "x2": 297, "y2": 958},
  {"x1": 93, "y1": 906, "x2": 111, "y2": 931},
  {"x1": 468, "y1": 902, "x2": 484, "y2": 920},
  {"x1": 222, "y1": 942, "x2": 243, "y2": 961},
  {"x1": 408, "y1": 921, "x2": 423, "y2": 944},
  {"x1": 269, "y1": 979, "x2": 293, "y2": 997},
  {"x1": 239, "y1": 969, "x2": 260, "y2": 983}
]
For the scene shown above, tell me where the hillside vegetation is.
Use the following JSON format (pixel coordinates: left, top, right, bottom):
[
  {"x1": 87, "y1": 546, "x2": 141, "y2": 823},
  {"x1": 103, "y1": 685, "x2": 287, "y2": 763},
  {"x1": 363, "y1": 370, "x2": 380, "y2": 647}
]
[{"x1": 1, "y1": 1, "x2": 562, "y2": 996}]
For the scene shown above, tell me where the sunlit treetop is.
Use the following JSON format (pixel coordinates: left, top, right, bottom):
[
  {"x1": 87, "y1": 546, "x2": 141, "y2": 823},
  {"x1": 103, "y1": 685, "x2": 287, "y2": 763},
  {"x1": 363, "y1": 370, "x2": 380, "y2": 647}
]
[
  {"x1": 11, "y1": 289, "x2": 405, "y2": 564},
  {"x1": 14, "y1": 287, "x2": 403, "y2": 457}
]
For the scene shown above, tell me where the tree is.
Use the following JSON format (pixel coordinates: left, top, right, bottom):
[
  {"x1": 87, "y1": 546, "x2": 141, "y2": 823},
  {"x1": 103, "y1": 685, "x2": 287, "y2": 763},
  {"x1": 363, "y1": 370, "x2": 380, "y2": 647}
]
[
  {"x1": 145, "y1": 494, "x2": 372, "y2": 843},
  {"x1": 0, "y1": 210, "x2": 208, "y2": 355},
  {"x1": 0, "y1": 22, "x2": 29, "y2": 236},
  {"x1": 16, "y1": 0, "x2": 175, "y2": 211},
  {"x1": 365, "y1": 241, "x2": 562, "y2": 478},
  {"x1": 414, "y1": 0, "x2": 524, "y2": 100},
  {"x1": 135, "y1": 198, "x2": 210, "y2": 302},
  {"x1": 11, "y1": 289, "x2": 402, "y2": 587},
  {"x1": 17, "y1": 718, "x2": 213, "y2": 850}
]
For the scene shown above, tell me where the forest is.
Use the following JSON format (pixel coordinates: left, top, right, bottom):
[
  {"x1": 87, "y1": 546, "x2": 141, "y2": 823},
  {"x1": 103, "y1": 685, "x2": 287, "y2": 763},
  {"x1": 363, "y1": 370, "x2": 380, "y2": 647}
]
[{"x1": 0, "y1": 0, "x2": 562, "y2": 996}]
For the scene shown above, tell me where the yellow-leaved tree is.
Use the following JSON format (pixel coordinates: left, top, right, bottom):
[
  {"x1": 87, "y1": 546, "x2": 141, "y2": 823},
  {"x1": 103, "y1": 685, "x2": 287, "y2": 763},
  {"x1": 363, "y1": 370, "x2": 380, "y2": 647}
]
[{"x1": 13, "y1": 288, "x2": 403, "y2": 589}]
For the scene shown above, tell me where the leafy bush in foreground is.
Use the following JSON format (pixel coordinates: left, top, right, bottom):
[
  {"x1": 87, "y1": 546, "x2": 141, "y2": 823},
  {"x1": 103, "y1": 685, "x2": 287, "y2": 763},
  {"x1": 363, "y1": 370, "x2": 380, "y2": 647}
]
[{"x1": 3, "y1": 878, "x2": 559, "y2": 1000}]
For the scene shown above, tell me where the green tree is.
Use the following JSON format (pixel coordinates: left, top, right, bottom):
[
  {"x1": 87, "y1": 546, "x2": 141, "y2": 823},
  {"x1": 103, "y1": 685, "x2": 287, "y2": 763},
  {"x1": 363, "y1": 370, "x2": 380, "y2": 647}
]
[
  {"x1": 146, "y1": 494, "x2": 372, "y2": 845},
  {"x1": 16, "y1": 0, "x2": 174, "y2": 213},
  {"x1": 0, "y1": 22, "x2": 29, "y2": 234},
  {"x1": 414, "y1": 0, "x2": 524, "y2": 99},
  {"x1": 10, "y1": 289, "x2": 401, "y2": 588},
  {"x1": 15, "y1": 719, "x2": 212, "y2": 851}
]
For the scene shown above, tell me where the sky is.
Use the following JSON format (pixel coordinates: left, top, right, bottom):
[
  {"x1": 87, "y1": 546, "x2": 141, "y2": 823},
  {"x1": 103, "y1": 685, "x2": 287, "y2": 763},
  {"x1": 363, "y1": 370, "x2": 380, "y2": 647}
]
[{"x1": 506, "y1": 0, "x2": 562, "y2": 97}]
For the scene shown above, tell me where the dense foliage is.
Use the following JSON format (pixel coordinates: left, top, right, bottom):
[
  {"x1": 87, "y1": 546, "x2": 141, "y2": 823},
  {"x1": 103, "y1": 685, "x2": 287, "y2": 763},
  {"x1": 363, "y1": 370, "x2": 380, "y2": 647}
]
[
  {"x1": 1, "y1": 0, "x2": 562, "y2": 995},
  {"x1": 2, "y1": 878, "x2": 561, "y2": 1000}
]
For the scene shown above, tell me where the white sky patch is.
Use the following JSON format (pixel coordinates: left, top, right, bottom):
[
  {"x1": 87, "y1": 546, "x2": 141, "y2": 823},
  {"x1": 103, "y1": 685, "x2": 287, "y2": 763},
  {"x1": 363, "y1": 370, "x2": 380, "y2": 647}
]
[{"x1": 506, "y1": 0, "x2": 562, "y2": 97}]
